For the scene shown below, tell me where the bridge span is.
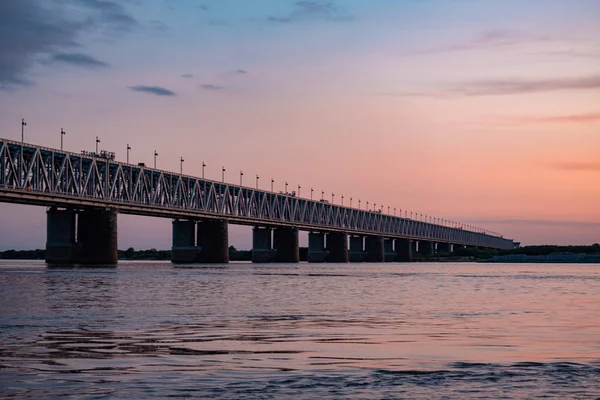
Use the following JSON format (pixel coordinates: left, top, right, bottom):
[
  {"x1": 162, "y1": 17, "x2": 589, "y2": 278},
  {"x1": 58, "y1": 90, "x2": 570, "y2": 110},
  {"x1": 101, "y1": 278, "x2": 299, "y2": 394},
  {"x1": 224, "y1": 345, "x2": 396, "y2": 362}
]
[{"x1": 0, "y1": 137, "x2": 516, "y2": 264}]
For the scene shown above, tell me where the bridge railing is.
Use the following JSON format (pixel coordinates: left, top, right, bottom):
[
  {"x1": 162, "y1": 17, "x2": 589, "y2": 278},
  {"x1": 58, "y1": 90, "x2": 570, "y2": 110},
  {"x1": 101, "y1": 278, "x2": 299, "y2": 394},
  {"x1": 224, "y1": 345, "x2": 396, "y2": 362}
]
[{"x1": 0, "y1": 138, "x2": 515, "y2": 249}]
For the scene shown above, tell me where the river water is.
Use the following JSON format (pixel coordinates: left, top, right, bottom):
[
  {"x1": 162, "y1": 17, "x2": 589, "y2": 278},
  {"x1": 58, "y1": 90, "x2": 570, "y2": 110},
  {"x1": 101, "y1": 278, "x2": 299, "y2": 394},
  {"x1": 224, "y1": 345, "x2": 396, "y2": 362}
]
[{"x1": 1, "y1": 261, "x2": 599, "y2": 399}]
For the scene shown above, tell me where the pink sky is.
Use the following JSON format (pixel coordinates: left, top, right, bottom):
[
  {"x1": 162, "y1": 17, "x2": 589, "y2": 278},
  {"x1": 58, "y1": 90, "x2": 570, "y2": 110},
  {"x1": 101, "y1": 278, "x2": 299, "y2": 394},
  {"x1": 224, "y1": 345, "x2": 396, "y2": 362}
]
[{"x1": 0, "y1": 0, "x2": 598, "y2": 249}]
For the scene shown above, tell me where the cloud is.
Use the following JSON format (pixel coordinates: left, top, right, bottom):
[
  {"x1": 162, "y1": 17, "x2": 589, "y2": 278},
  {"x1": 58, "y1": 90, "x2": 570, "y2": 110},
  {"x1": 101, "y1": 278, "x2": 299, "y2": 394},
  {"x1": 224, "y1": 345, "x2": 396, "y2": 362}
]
[
  {"x1": 129, "y1": 85, "x2": 176, "y2": 96},
  {"x1": 233, "y1": 69, "x2": 247, "y2": 74},
  {"x1": 268, "y1": 0, "x2": 352, "y2": 23},
  {"x1": 513, "y1": 112, "x2": 600, "y2": 124},
  {"x1": 390, "y1": 75, "x2": 600, "y2": 98},
  {"x1": 181, "y1": 74, "x2": 194, "y2": 78},
  {"x1": 51, "y1": 52, "x2": 110, "y2": 68},
  {"x1": 149, "y1": 20, "x2": 168, "y2": 31},
  {"x1": 199, "y1": 84, "x2": 226, "y2": 91},
  {"x1": 550, "y1": 161, "x2": 600, "y2": 172},
  {"x1": 410, "y1": 29, "x2": 558, "y2": 55},
  {"x1": 0, "y1": 0, "x2": 136, "y2": 90}
]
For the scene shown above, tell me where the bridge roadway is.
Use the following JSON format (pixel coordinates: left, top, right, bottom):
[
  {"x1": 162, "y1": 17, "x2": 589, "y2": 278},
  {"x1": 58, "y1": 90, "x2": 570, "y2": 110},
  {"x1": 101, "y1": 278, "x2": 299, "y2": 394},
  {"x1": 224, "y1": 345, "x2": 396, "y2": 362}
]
[{"x1": 0, "y1": 137, "x2": 516, "y2": 264}]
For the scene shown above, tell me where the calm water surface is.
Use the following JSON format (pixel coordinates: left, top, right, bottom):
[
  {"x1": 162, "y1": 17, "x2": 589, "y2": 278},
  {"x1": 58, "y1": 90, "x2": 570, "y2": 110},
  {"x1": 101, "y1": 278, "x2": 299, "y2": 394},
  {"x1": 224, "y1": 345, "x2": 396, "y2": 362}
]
[{"x1": 1, "y1": 261, "x2": 599, "y2": 399}]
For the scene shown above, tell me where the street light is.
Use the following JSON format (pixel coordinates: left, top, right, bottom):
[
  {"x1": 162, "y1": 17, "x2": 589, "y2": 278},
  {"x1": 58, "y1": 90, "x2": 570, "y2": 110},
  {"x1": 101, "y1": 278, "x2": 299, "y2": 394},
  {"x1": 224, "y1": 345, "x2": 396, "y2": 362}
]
[
  {"x1": 350, "y1": 197, "x2": 352, "y2": 207},
  {"x1": 180, "y1": 157, "x2": 184, "y2": 175},
  {"x1": 285, "y1": 181, "x2": 288, "y2": 193},
  {"x1": 126, "y1": 144, "x2": 131, "y2": 163},
  {"x1": 21, "y1": 118, "x2": 26, "y2": 143},
  {"x1": 61, "y1": 128, "x2": 65, "y2": 151},
  {"x1": 332, "y1": 193, "x2": 334, "y2": 203},
  {"x1": 311, "y1": 188, "x2": 313, "y2": 200},
  {"x1": 96, "y1": 136, "x2": 101, "y2": 153},
  {"x1": 271, "y1": 178, "x2": 274, "y2": 192},
  {"x1": 153, "y1": 150, "x2": 158, "y2": 168},
  {"x1": 298, "y1": 185, "x2": 301, "y2": 197},
  {"x1": 321, "y1": 190, "x2": 324, "y2": 200},
  {"x1": 358, "y1": 199, "x2": 361, "y2": 209},
  {"x1": 202, "y1": 162, "x2": 206, "y2": 179},
  {"x1": 222, "y1": 166, "x2": 226, "y2": 183},
  {"x1": 240, "y1": 170, "x2": 243, "y2": 186},
  {"x1": 256, "y1": 175, "x2": 259, "y2": 189},
  {"x1": 341, "y1": 195, "x2": 344, "y2": 206},
  {"x1": 388, "y1": 206, "x2": 390, "y2": 215}
]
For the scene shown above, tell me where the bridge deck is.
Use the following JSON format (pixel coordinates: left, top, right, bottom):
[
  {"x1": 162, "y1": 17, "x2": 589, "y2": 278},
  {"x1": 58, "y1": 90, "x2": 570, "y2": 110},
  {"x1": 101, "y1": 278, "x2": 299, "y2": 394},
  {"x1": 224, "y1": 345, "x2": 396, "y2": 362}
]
[{"x1": 0, "y1": 138, "x2": 515, "y2": 249}]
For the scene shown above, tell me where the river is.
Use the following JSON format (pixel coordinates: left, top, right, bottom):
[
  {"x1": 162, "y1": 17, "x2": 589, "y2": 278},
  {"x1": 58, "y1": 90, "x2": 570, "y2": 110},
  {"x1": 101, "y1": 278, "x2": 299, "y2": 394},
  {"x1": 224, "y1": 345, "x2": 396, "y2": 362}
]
[{"x1": 1, "y1": 261, "x2": 599, "y2": 399}]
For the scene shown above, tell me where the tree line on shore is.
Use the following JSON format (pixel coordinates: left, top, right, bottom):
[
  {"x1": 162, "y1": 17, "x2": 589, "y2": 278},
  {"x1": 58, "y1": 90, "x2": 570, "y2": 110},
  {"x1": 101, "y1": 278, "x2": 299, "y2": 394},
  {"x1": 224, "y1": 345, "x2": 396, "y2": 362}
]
[{"x1": 1, "y1": 244, "x2": 598, "y2": 261}]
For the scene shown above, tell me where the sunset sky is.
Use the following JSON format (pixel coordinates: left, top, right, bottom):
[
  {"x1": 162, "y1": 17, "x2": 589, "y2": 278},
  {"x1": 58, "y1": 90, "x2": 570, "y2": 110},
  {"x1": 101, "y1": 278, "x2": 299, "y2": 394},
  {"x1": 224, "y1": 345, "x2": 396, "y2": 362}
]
[{"x1": 0, "y1": 0, "x2": 598, "y2": 249}]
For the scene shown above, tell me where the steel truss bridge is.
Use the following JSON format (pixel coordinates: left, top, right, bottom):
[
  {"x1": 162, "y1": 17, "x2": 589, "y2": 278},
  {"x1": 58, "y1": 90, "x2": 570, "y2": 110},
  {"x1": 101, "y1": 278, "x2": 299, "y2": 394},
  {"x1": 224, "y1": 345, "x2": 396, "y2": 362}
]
[{"x1": 0, "y1": 137, "x2": 515, "y2": 250}]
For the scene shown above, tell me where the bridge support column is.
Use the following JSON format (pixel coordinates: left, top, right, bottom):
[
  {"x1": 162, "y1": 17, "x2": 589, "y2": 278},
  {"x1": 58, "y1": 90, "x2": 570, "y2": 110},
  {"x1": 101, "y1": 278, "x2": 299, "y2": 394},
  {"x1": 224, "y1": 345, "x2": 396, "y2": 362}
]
[
  {"x1": 349, "y1": 236, "x2": 365, "y2": 262},
  {"x1": 326, "y1": 232, "x2": 348, "y2": 263},
  {"x1": 274, "y1": 227, "x2": 299, "y2": 263},
  {"x1": 77, "y1": 209, "x2": 118, "y2": 265},
  {"x1": 453, "y1": 244, "x2": 465, "y2": 252},
  {"x1": 45, "y1": 207, "x2": 77, "y2": 265},
  {"x1": 171, "y1": 219, "x2": 198, "y2": 263},
  {"x1": 197, "y1": 219, "x2": 229, "y2": 263},
  {"x1": 308, "y1": 232, "x2": 328, "y2": 263},
  {"x1": 365, "y1": 236, "x2": 385, "y2": 262},
  {"x1": 437, "y1": 242, "x2": 451, "y2": 254},
  {"x1": 395, "y1": 238, "x2": 412, "y2": 262},
  {"x1": 384, "y1": 238, "x2": 395, "y2": 262},
  {"x1": 252, "y1": 227, "x2": 276, "y2": 263},
  {"x1": 418, "y1": 240, "x2": 433, "y2": 258}
]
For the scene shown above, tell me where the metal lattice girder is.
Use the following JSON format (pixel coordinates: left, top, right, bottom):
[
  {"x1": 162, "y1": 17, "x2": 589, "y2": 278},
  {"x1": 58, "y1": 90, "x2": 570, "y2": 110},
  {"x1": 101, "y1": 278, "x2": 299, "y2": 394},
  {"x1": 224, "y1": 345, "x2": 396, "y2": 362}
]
[{"x1": 0, "y1": 138, "x2": 515, "y2": 249}]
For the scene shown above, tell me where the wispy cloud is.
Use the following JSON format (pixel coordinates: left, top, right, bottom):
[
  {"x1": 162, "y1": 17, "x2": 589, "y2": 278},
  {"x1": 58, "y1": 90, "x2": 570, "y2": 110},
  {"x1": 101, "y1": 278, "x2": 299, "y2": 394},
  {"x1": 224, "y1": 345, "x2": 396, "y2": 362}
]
[
  {"x1": 129, "y1": 85, "x2": 176, "y2": 96},
  {"x1": 513, "y1": 112, "x2": 600, "y2": 124},
  {"x1": 181, "y1": 74, "x2": 194, "y2": 78},
  {"x1": 268, "y1": 0, "x2": 352, "y2": 23},
  {"x1": 233, "y1": 69, "x2": 247, "y2": 75},
  {"x1": 0, "y1": 0, "x2": 136, "y2": 89},
  {"x1": 411, "y1": 29, "x2": 558, "y2": 55},
  {"x1": 550, "y1": 161, "x2": 600, "y2": 172},
  {"x1": 390, "y1": 75, "x2": 600, "y2": 98},
  {"x1": 199, "y1": 84, "x2": 226, "y2": 91},
  {"x1": 51, "y1": 52, "x2": 110, "y2": 68}
]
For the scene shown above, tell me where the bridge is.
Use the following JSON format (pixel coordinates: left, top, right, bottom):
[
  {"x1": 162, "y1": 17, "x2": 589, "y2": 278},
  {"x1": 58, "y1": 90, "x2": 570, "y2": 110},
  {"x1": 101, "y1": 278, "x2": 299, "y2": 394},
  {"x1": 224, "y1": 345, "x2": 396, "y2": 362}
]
[{"x1": 0, "y1": 137, "x2": 516, "y2": 264}]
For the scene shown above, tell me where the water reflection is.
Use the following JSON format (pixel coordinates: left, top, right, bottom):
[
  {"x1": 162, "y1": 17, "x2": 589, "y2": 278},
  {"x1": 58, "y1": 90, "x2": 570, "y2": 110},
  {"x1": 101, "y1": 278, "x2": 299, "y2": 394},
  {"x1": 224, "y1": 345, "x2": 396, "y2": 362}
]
[{"x1": 1, "y1": 261, "x2": 599, "y2": 399}]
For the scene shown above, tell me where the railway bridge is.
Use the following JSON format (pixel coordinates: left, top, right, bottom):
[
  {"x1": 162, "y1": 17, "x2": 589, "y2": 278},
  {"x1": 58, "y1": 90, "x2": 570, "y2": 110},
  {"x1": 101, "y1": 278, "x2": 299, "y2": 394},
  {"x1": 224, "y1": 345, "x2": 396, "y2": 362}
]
[{"x1": 0, "y1": 137, "x2": 516, "y2": 264}]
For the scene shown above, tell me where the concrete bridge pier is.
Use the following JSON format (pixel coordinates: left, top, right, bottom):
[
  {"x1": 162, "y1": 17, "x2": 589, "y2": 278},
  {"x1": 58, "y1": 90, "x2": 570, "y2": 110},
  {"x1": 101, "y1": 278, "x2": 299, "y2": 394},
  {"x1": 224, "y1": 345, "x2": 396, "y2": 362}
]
[
  {"x1": 418, "y1": 240, "x2": 434, "y2": 258},
  {"x1": 308, "y1": 232, "x2": 328, "y2": 263},
  {"x1": 365, "y1": 236, "x2": 385, "y2": 262},
  {"x1": 326, "y1": 232, "x2": 348, "y2": 263},
  {"x1": 437, "y1": 242, "x2": 451, "y2": 254},
  {"x1": 171, "y1": 219, "x2": 198, "y2": 263},
  {"x1": 394, "y1": 238, "x2": 412, "y2": 262},
  {"x1": 453, "y1": 244, "x2": 465, "y2": 252},
  {"x1": 349, "y1": 236, "x2": 365, "y2": 262},
  {"x1": 197, "y1": 219, "x2": 229, "y2": 263},
  {"x1": 384, "y1": 238, "x2": 395, "y2": 262},
  {"x1": 45, "y1": 207, "x2": 77, "y2": 264},
  {"x1": 77, "y1": 209, "x2": 118, "y2": 265},
  {"x1": 273, "y1": 227, "x2": 299, "y2": 263},
  {"x1": 252, "y1": 227, "x2": 277, "y2": 263}
]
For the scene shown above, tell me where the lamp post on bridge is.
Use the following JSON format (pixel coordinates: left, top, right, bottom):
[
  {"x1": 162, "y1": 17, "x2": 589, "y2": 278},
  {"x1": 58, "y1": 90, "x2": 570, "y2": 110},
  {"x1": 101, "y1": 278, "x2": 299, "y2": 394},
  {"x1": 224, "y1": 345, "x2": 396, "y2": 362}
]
[
  {"x1": 358, "y1": 199, "x2": 361, "y2": 209},
  {"x1": 285, "y1": 181, "x2": 288, "y2": 194},
  {"x1": 126, "y1": 144, "x2": 131, "y2": 164},
  {"x1": 222, "y1": 167, "x2": 226, "y2": 183},
  {"x1": 180, "y1": 157, "x2": 184, "y2": 175},
  {"x1": 256, "y1": 175, "x2": 259, "y2": 189},
  {"x1": 321, "y1": 190, "x2": 324, "y2": 201},
  {"x1": 298, "y1": 185, "x2": 301, "y2": 197},
  {"x1": 366, "y1": 201, "x2": 369, "y2": 210},
  {"x1": 240, "y1": 170, "x2": 243, "y2": 187},
  {"x1": 271, "y1": 178, "x2": 274, "y2": 192},
  {"x1": 341, "y1": 195, "x2": 344, "y2": 206},
  {"x1": 388, "y1": 206, "x2": 390, "y2": 215},
  {"x1": 332, "y1": 193, "x2": 334, "y2": 203},
  {"x1": 61, "y1": 128, "x2": 65, "y2": 151},
  {"x1": 202, "y1": 162, "x2": 206, "y2": 179},
  {"x1": 310, "y1": 188, "x2": 313, "y2": 200},
  {"x1": 153, "y1": 151, "x2": 158, "y2": 168},
  {"x1": 96, "y1": 136, "x2": 100, "y2": 154},
  {"x1": 21, "y1": 118, "x2": 26, "y2": 143}
]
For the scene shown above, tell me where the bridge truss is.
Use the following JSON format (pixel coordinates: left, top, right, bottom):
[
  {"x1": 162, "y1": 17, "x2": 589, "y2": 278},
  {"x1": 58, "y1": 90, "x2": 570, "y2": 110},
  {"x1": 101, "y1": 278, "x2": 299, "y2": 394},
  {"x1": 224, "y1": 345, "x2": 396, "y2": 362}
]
[{"x1": 0, "y1": 138, "x2": 514, "y2": 249}]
